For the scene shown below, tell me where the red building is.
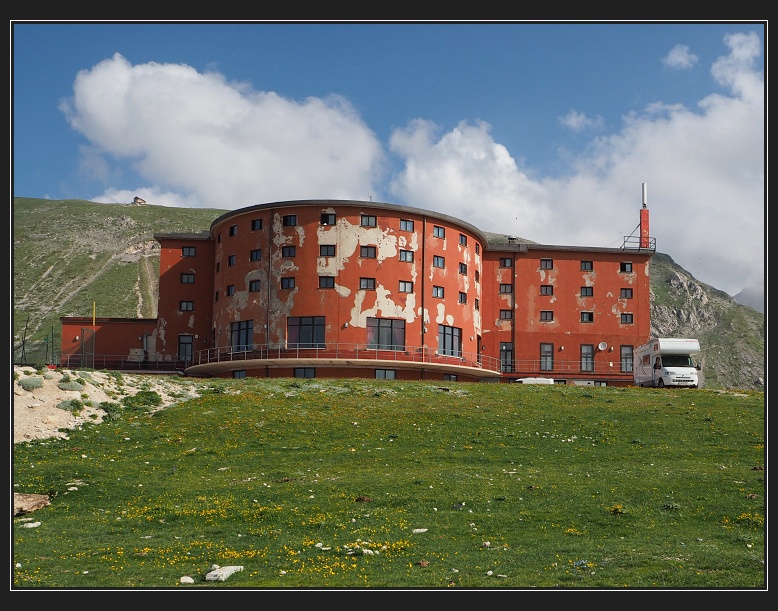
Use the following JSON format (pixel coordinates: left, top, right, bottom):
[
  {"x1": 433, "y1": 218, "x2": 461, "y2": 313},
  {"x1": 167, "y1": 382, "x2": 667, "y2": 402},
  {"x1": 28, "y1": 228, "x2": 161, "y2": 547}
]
[{"x1": 61, "y1": 198, "x2": 654, "y2": 385}]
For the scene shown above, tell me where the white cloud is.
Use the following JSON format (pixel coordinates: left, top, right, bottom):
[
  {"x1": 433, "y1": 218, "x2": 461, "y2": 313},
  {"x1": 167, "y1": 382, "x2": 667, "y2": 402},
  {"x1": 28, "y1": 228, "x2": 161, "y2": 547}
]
[
  {"x1": 662, "y1": 44, "x2": 699, "y2": 69},
  {"x1": 559, "y1": 110, "x2": 605, "y2": 132}
]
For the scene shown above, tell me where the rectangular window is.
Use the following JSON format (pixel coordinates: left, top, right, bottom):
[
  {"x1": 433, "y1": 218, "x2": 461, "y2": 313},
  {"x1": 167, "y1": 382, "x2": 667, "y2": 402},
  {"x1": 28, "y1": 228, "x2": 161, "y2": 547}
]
[
  {"x1": 321, "y1": 213, "x2": 336, "y2": 226},
  {"x1": 230, "y1": 320, "x2": 253, "y2": 352},
  {"x1": 249, "y1": 279, "x2": 261, "y2": 292},
  {"x1": 319, "y1": 276, "x2": 335, "y2": 289},
  {"x1": 283, "y1": 215, "x2": 297, "y2": 226},
  {"x1": 540, "y1": 310, "x2": 554, "y2": 321},
  {"x1": 459, "y1": 262, "x2": 467, "y2": 274},
  {"x1": 433, "y1": 285, "x2": 444, "y2": 298},
  {"x1": 620, "y1": 261, "x2": 633, "y2": 273},
  {"x1": 443, "y1": 374, "x2": 458, "y2": 382},
  {"x1": 360, "y1": 245, "x2": 377, "y2": 258},
  {"x1": 233, "y1": 370, "x2": 246, "y2": 379},
  {"x1": 227, "y1": 285, "x2": 235, "y2": 296},
  {"x1": 499, "y1": 257, "x2": 513, "y2": 268},
  {"x1": 251, "y1": 219, "x2": 263, "y2": 231},
  {"x1": 182, "y1": 246, "x2": 196, "y2": 257},
  {"x1": 433, "y1": 225, "x2": 445, "y2": 238},
  {"x1": 214, "y1": 291, "x2": 219, "y2": 302},
  {"x1": 228, "y1": 254, "x2": 236, "y2": 266},
  {"x1": 400, "y1": 219, "x2": 414, "y2": 231},
  {"x1": 178, "y1": 335, "x2": 193, "y2": 363},
  {"x1": 179, "y1": 300, "x2": 194, "y2": 311},
  {"x1": 399, "y1": 249, "x2": 414, "y2": 262},
  {"x1": 458, "y1": 292, "x2": 467, "y2": 304},
  {"x1": 621, "y1": 313, "x2": 634, "y2": 324},
  {"x1": 581, "y1": 260, "x2": 593, "y2": 271},
  {"x1": 475, "y1": 243, "x2": 480, "y2": 254},
  {"x1": 216, "y1": 262, "x2": 220, "y2": 272},
  {"x1": 361, "y1": 214, "x2": 377, "y2": 227},
  {"x1": 581, "y1": 286, "x2": 593, "y2": 297},
  {"x1": 459, "y1": 233, "x2": 467, "y2": 246},
  {"x1": 540, "y1": 285, "x2": 553, "y2": 296},
  {"x1": 281, "y1": 277, "x2": 295, "y2": 289},
  {"x1": 500, "y1": 310, "x2": 513, "y2": 320},
  {"x1": 250, "y1": 249, "x2": 262, "y2": 261},
  {"x1": 180, "y1": 273, "x2": 195, "y2": 284},
  {"x1": 475, "y1": 270, "x2": 480, "y2": 283},
  {"x1": 581, "y1": 344, "x2": 595, "y2": 372},
  {"x1": 621, "y1": 345, "x2": 634, "y2": 373},
  {"x1": 399, "y1": 280, "x2": 413, "y2": 293},
  {"x1": 499, "y1": 284, "x2": 513, "y2": 294},
  {"x1": 581, "y1": 311, "x2": 594, "y2": 322},
  {"x1": 360, "y1": 277, "x2": 376, "y2": 290},
  {"x1": 438, "y1": 324, "x2": 462, "y2": 357},
  {"x1": 620, "y1": 288, "x2": 633, "y2": 299},
  {"x1": 229, "y1": 224, "x2": 237, "y2": 237},
  {"x1": 320, "y1": 244, "x2": 336, "y2": 257},
  {"x1": 376, "y1": 369, "x2": 397, "y2": 379},
  {"x1": 474, "y1": 298, "x2": 479, "y2": 311},
  {"x1": 288, "y1": 316, "x2": 325, "y2": 348},
  {"x1": 540, "y1": 343, "x2": 554, "y2": 371},
  {"x1": 367, "y1": 317, "x2": 406, "y2": 350},
  {"x1": 294, "y1": 367, "x2": 315, "y2": 378},
  {"x1": 501, "y1": 342, "x2": 514, "y2": 373},
  {"x1": 433, "y1": 255, "x2": 445, "y2": 268},
  {"x1": 282, "y1": 246, "x2": 296, "y2": 257},
  {"x1": 540, "y1": 258, "x2": 553, "y2": 269}
]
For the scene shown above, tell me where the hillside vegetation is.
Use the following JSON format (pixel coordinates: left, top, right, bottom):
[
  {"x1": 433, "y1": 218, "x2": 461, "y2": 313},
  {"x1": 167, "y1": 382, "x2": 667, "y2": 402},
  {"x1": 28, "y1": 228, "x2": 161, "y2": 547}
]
[{"x1": 12, "y1": 198, "x2": 764, "y2": 390}]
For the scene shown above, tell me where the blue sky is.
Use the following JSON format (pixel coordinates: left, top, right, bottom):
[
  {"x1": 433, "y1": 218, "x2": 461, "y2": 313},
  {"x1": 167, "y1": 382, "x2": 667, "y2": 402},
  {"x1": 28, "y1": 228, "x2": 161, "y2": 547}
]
[{"x1": 12, "y1": 21, "x2": 765, "y2": 297}]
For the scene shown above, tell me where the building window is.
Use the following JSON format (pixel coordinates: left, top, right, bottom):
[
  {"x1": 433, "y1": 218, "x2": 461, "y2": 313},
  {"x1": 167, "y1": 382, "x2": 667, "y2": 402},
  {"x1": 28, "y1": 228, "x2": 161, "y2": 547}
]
[
  {"x1": 620, "y1": 261, "x2": 633, "y2": 273},
  {"x1": 282, "y1": 246, "x2": 296, "y2": 257},
  {"x1": 459, "y1": 233, "x2": 467, "y2": 246},
  {"x1": 433, "y1": 285, "x2": 444, "y2": 298},
  {"x1": 249, "y1": 280, "x2": 261, "y2": 292},
  {"x1": 360, "y1": 245, "x2": 377, "y2": 258},
  {"x1": 361, "y1": 214, "x2": 377, "y2": 227},
  {"x1": 228, "y1": 255, "x2": 236, "y2": 266},
  {"x1": 233, "y1": 370, "x2": 246, "y2": 379},
  {"x1": 281, "y1": 277, "x2": 295, "y2": 289},
  {"x1": 216, "y1": 262, "x2": 220, "y2": 272},
  {"x1": 581, "y1": 311, "x2": 594, "y2": 323},
  {"x1": 621, "y1": 345, "x2": 634, "y2": 373},
  {"x1": 581, "y1": 344, "x2": 594, "y2": 372},
  {"x1": 474, "y1": 298, "x2": 479, "y2": 311},
  {"x1": 251, "y1": 219, "x2": 263, "y2": 231},
  {"x1": 217, "y1": 234, "x2": 221, "y2": 244},
  {"x1": 182, "y1": 246, "x2": 196, "y2": 257},
  {"x1": 499, "y1": 258, "x2": 513, "y2": 268},
  {"x1": 500, "y1": 310, "x2": 513, "y2": 320},
  {"x1": 433, "y1": 255, "x2": 445, "y2": 268},
  {"x1": 214, "y1": 291, "x2": 219, "y2": 302},
  {"x1": 320, "y1": 245, "x2": 336, "y2": 257},
  {"x1": 540, "y1": 343, "x2": 554, "y2": 371},
  {"x1": 581, "y1": 260, "x2": 593, "y2": 271},
  {"x1": 283, "y1": 215, "x2": 297, "y2": 227},
  {"x1": 321, "y1": 213, "x2": 336, "y2": 225},
  {"x1": 438, "y1": 324, "x2": 462, "y2": 357},
  {"x1": 620, "y1": 288, "x2": 633, "y2": 299},
  {"x1": 181, "y1": 273, "x2": 195, "y2": 284},
  {"x1": 540, "y1": 310, "x2": 554, "y2": 321},
  {"x1": 294, "y1": 367, "x2": 315, "y2": 378},
  {"x1": 459, "y1": 262, "x2": 467, "y2": 275},
  {"x1": 360, "y1": 277, "x2": 376, "y2": 290},
  {"x1": 179, "y1": 301, "x2": 194, "y2": 311},
  {"x1": 433, "y1": 225, "x2": 445, "y2": 238},
  {"x1": 501, "y1": 342, "x2": 514, "y2": 373},
  {"x1": 227, "y1": 285, "x2": 235, "y2": 296},
  {"x1": 499, "y1": 284, "x2": 513, "y2": 294},
  {"x1": 376, "y1": 369, "x2": 397, "y2": 379},
  {"x1": 230, "y1": 319, "x2": 253, "y2": 352},
  {"x1": 319, "y1": 276, "x2": 335, "y2": 289},
  {"x1": 399, "y1": 281, "x2": 413, "y2": 293},
  {"x1": 581, "y1": 286, "x2": 593, "y2": 297},
  {"x1": 443, "y1": 374, "x2": 458, "y2": 382},
  {"x1": 400, "y1": 219, "x2": 414, "y2": 231},
  {"x1": 229, "y1": 224, "x2": 237, "y2": 237},
  {"x1": 621, "y1": 313, "x2": 634, "y2": 324},
  {"x1": 540, "y1": 258, "x2": 553, "y2": 270},
  {"x1": 458, "y1": 292, "x2": 467, "y2": 304},
  {"x1": 367, "y1": 317, "x2": 406, "y2": 350},
  {"x1": 540, "y1": 285, "x2": 553, "y2": 296},
  {"x1": 399, "y1": 249, "x2": 414, "y2": 262},
  {"x1": 288, "y1": 316, "x2": 325, "y2": 348},
  {"x1": 475, "y1": 243, "x2": 480, "y2": 254},
  {"x1": 250, "y1": 249, "x2": 262, "y2": 261},
  {"x1": 475, "y1": 270, "x2": 480, "y2": 283},
  {"x1": 178, "y1": 335, "x2": 193, "y2": 364}
]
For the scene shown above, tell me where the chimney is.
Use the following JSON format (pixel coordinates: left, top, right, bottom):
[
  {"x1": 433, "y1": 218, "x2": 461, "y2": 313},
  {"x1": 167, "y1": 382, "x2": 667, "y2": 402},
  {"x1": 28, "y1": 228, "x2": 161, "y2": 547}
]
[{"x1": 639, "y1": 183, "x2": 650, "y2": 249}]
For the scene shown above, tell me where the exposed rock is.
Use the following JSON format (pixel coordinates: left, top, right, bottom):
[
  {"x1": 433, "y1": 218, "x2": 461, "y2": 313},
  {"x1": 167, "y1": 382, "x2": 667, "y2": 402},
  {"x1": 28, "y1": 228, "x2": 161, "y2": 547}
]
[{"x1": 14, "y1": 493, "x2": 50, "y2": 516}]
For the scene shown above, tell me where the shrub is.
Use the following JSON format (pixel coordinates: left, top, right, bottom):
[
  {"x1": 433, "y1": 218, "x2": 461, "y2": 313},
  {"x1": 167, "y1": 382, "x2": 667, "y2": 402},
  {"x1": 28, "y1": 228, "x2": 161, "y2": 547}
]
[
  {"x1": 57, "y1": 381, "x2": 84, "y2": 392},
  {"x1": 99, "y1": 402, "x2": 123, "y2": 421},
  {"x1": 121, "y1": 390, "x2": 162, "y2": 412},
  {"x1": 56, "y1": 399, "x2": 84, "y2": 414},
  {"x1": 19, "y1": 377, "x2": 44, "y2": 391}
]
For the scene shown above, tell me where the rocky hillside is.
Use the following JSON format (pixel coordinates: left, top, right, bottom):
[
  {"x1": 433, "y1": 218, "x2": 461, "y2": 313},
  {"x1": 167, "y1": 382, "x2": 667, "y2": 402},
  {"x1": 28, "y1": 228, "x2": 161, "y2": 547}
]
[{"x1": 13, "y1": 198, "x2": 764, "y2": 390}]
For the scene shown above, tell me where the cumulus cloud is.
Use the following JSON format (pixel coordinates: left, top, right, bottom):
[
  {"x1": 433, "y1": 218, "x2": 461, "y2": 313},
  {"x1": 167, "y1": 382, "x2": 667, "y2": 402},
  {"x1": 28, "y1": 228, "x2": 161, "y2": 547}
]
[
  {"x1": 559, "y1": 110, "x2": 605, "y2": 132},
  {"x1": 663, "y1": 44, "x2": 699, "y2": 69}
]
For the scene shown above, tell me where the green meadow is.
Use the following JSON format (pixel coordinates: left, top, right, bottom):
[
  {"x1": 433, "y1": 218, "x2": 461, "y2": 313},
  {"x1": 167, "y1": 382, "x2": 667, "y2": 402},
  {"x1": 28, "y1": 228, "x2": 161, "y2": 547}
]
[{"x1": 13, "y1": 377, "x2": 765, "y2": 589}]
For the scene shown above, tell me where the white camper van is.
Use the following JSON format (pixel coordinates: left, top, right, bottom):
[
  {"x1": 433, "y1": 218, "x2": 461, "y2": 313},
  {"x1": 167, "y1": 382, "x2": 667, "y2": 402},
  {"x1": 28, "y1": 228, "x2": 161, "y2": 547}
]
[{"x1": 633, "y1": 338, "x2": 701, "y2": 388}]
